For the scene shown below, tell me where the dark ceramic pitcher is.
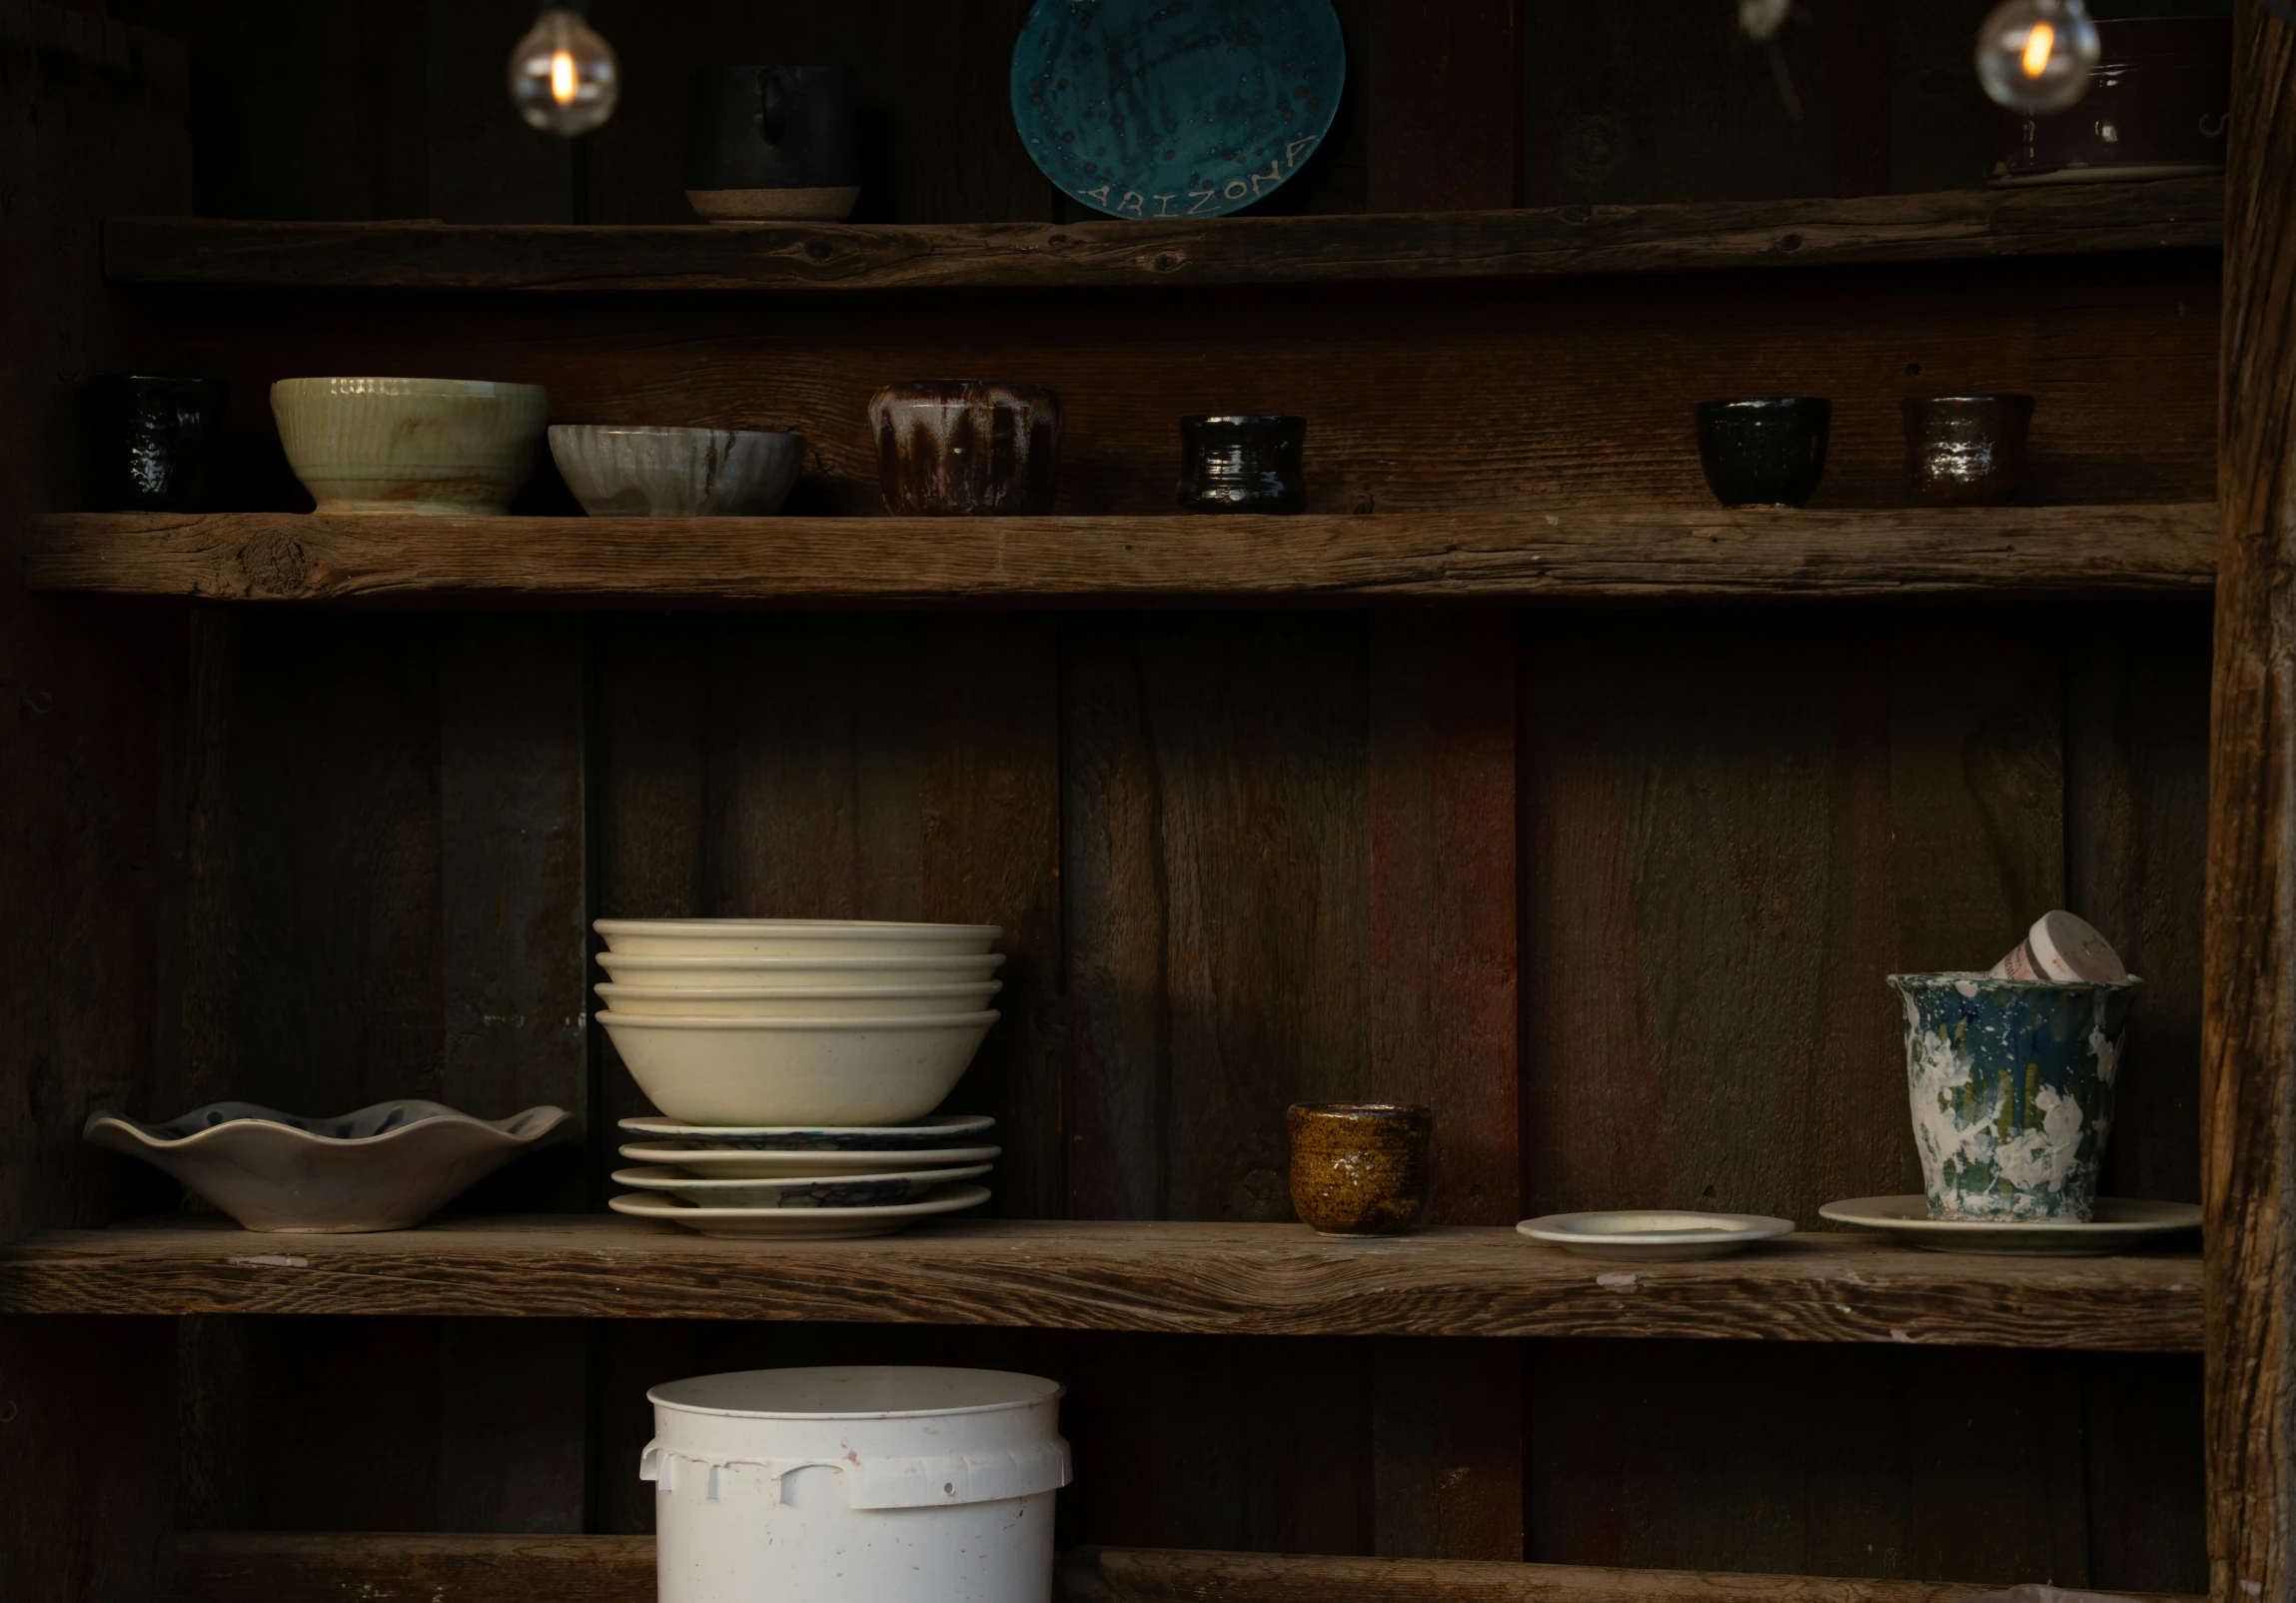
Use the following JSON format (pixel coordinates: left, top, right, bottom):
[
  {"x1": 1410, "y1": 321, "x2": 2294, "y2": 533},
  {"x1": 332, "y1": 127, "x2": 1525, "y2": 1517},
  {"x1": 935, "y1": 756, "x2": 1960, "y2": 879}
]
[{"x1": 89, "y1": 374, "x2": 228, "y2": 512}]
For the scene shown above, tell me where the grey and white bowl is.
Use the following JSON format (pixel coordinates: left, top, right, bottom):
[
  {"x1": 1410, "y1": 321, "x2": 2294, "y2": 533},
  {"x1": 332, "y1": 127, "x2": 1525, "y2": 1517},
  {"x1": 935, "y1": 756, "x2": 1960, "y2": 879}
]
[
  {"x1": 549, "y1": 425, "x2": 803, "y2": 517},
  {"x1": 83, "y1": 1099, "x2": 574, "y2": 1232}
]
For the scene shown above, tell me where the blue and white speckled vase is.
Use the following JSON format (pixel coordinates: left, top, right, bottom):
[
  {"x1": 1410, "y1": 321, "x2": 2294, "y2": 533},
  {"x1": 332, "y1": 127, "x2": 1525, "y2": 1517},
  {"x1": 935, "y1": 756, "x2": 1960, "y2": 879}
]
[{"x1": 1888, "y1": 971, "x2": 2140, "y2": 1222}]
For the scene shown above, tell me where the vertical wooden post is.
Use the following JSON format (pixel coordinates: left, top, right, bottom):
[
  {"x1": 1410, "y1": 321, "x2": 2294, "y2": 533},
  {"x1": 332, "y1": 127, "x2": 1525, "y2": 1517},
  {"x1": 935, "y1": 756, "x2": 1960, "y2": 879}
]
[{"x1": 2207, "y1": 10, "x2": 2296, "y2": 1603}]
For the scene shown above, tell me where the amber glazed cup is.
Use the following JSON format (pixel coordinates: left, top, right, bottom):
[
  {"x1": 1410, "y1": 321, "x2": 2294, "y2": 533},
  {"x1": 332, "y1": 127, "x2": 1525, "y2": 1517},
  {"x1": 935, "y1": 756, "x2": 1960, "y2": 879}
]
[
  {"x1": 868, "y1": 381, "x2": 1062, "y2": 515},
  {"x1": 1286, "y1": 1102, "x2": 1431, "y2": 1236},
  {"x1": 1902, "y1": 394, "x2": 2033, "y2": 506}
]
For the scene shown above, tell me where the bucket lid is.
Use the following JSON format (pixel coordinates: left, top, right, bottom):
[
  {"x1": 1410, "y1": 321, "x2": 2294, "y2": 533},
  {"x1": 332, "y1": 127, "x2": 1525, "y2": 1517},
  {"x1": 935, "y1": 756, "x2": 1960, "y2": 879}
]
[{"x1": 648, "y1": 1365, "x2": 1063, "y2": 1420}]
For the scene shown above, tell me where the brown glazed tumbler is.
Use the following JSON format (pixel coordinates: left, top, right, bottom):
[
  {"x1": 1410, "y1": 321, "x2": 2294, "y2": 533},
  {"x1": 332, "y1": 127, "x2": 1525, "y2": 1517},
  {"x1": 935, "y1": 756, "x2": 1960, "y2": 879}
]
[
  {"x1": 1286, "y1": 1102, "x2": 1431, "y2": 1236},
  {"x1": 868, "y1": 381, "x2": 1062, "y2": 515},
  {"x1": 1902, "y1": 394, "x2": 2034, "y2": 506}
]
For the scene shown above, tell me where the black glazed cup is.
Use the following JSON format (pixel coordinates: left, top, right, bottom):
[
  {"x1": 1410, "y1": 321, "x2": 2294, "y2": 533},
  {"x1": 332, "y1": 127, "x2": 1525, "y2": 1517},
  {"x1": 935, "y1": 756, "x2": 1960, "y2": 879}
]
[
  {"x1": 1695, "y1": 398, "x2": 1830, "y2": 509},
  {"x1": 89, "y1": 374, "x2": 228, "y2": 512},
  {"x1": 686, "y1": 65, "x2": 859, "y2": 192},
  {"x1": 1902, "y1": 394, "x2": 2034, "y2": 506},
  {"x1": 1177, "y1": 414, "x2": 1306, "y2": 514}
]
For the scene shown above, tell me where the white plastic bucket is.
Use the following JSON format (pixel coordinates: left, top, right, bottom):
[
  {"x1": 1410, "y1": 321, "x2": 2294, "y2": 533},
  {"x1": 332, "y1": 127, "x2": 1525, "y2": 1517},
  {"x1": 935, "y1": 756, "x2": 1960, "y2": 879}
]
[{"x1": 641, "y1": 1366, "x2": 1070, "y2": 1603}]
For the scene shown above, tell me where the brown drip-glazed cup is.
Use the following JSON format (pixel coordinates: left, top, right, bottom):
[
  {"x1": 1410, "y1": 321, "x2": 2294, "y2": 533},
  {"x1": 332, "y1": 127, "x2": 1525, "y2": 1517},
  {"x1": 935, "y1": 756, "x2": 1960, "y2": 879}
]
[
  {"x1": 1902, "y1": 394, "x2": 2034, "y2": 507},
  {"x1": 1286, "y1": 1102, "x2": 1431, "y2": 1237},
  {"x1": 869, "y1": 381, "x2": 1062, "y2": 515}
]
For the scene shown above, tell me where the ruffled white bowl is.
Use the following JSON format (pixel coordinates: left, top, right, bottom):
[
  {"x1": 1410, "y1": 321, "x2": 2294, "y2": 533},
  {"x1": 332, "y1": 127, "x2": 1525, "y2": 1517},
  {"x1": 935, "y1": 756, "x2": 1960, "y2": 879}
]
[{"x1": 83, "y1": 1099, "x2": 574, "y2": 1232}]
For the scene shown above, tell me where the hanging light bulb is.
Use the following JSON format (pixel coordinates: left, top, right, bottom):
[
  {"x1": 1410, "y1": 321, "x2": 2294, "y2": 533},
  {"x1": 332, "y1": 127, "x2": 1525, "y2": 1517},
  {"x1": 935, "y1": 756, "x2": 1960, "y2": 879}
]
[
  {"x1": 1974, "y1": 0, "x2": 2099, "y2": 115},
  {"x1": 508, "y1": 1, "x2": 619, "y2": 137}
]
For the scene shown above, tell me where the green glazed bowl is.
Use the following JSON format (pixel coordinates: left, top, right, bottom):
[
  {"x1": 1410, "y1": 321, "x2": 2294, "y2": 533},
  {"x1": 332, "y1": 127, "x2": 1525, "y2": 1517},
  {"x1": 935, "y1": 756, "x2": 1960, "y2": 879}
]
[{"x1": 1888, "y1": 971, "x2": 2139, "y2": 1222}]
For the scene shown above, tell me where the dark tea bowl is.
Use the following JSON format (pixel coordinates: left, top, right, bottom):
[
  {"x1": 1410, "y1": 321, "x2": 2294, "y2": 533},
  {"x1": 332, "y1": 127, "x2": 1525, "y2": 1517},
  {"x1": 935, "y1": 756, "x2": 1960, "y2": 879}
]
[
  {"x1": 1695, "y1": 398, "x2": 1830, "y2": 509},
  {"x1": 1286, "y1": 1102, "x2": 1431, "y2": 1236},
  {"x1": 1902, "y1": 394, "x2": 2034, "y2": 507},
  {"x1": 1177, "y1": 414, "x2": 1306, "y2": 514}
]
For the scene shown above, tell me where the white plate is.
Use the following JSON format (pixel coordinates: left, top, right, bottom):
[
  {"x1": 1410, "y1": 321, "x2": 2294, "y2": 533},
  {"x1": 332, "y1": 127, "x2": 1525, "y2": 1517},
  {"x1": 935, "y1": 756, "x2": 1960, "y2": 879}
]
[
  {"x1": 609, "y1": 1183, "x2": 990, "y2": 1238},
  {"x1": 1818, "y1": 1195, "x2": 2202, "y2": 1255},
  {"x1": 611, "y1": 1162, "x2": 991, "y2": 1207},
  {"x1": 596, "y1": 952, "x2": 1006, "y2": 988},
  {"x1": 1516, "y1": 1210, "x2": 1795, "y2": 1261},
  {"x1": 594, "y1": 918, "x2": 1001, "y2": 957},
  {"x1": 595, "y1": 980, "x2": 1000, "y2": 1017},
  {"x1": 618, "y1": 1112, "x2": 996, "y2": 1150},
  {"x1": 619, "y1": 1141, "x2": 1001, "y2": 1177}
]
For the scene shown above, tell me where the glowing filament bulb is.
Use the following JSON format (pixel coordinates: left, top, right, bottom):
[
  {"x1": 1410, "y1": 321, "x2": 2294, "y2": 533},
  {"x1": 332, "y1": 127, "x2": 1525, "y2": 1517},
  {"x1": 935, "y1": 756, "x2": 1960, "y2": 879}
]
[
  {"x1": 1975, "y1": 0, "x2": 2097, "y2": 114},
  {"x1": 509, "y1": 4, "x2": 618, "y2": 137},
  {"x1": 2021, "y1": 22, "x2": 2055, "y2": 78}
]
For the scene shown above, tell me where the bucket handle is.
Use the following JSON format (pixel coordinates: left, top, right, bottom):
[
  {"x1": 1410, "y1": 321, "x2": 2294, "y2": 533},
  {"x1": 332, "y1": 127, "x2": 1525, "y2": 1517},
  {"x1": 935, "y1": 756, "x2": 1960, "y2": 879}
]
[{"x1": 640, "y1": 1437, "x2": 1071, "y2": 1510}]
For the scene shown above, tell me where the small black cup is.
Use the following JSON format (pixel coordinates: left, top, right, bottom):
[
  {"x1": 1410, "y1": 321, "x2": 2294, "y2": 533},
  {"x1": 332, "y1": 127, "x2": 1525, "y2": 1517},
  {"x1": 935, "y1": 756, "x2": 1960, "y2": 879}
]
[
  {"x1": 687, "y1": 64, "x2": 860, "y2": 191},
  {"x1": 1695, "y1": 398, "x2": 1830, "y2": 509},
  {"x1": 89, "y1": 374, "x2": 228, "y2": 511},
  {"x1": 1178, "y1": 415, "x2": 1306, "y2": 515}
]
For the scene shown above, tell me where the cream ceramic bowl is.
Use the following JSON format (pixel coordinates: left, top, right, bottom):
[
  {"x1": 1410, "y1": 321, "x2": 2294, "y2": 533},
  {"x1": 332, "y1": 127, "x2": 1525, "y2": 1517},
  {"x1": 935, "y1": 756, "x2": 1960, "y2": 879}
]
[
  {"x1": 550, "y1": 425, "x2": 804, "y2": 517},
  {"x1": 596, "y1": 952, "x2": 1007, "y2": 988},
  {"x1": 596, "y1": 1008, "x2": 999, "y2": 1125},
  {"x1": 594, "y1": 918, "x2": 1002, "y2": 958},
  {"x1": 595, "y1": 980, "x2": 1001, "y2": 1017},
  {"x1": 272, "y1": 377, "x2": 549, "y2": 515}
]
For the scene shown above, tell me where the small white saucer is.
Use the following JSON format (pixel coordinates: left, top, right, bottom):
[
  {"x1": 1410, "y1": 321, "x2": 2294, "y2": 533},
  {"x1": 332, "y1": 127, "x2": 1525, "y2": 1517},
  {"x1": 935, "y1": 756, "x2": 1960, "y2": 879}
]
[
  {"x1": 619, "y1": 1141, "x2": 1000, "y2": 1178},
  {"x1": 1818, "y1": 1195, "x2": 2201, "y2": 1255},
  {"x1": 608, "y1": 1183, "x2": 990, "y2": 1239},
  {"x1": 1516, "y1": 1210, "x2": 1795, "y2": 1261}
]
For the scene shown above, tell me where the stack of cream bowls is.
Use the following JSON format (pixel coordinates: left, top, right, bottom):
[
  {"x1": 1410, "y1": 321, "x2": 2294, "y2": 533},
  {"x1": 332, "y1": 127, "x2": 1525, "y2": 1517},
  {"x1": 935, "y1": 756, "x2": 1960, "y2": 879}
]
[{"x1": 596, "y1": 918, "x2": 1003, "y2": 1239}]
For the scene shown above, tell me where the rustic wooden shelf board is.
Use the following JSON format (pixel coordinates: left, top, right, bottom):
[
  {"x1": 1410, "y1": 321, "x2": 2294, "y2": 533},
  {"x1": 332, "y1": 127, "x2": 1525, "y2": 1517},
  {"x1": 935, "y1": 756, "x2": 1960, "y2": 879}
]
[
  {"x1": 104, "y1": 180, "x2": 2222, "y2": 293},
  {"x1": 152, "y1": 1535, "x2": 2206, "y2": 1603},
  {"x1": 0, "y1": 1216, "x2": 2200, "y2": 1347},
  {"x1": 21, "y1": 506, "x2": 2218, "y2": 604}
]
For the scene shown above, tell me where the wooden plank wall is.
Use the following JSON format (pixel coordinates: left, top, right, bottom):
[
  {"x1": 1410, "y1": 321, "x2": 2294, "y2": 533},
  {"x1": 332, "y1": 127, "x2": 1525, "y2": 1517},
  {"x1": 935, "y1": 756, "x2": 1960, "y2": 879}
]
[
  {"x1": 0, "y1": 8, "x2": 196, "y2": 1603},
  {"x1": 5, "y1": 2, "x2": 2217, "y2": 1598}
]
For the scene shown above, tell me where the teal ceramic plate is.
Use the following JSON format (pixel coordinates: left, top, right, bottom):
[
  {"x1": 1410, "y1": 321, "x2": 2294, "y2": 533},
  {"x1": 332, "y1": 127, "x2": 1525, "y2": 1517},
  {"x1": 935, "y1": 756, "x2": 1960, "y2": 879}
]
[
  {"x1": 1516, "y1": 1210, "x2": 1795, "y2": 1262},
  {"x1": 1819, "y1": 1195, "x2": 2201, "y2": 1255},
  {"x1": 1010, "y1": 0, "x2": 1345, "y2": 219}
]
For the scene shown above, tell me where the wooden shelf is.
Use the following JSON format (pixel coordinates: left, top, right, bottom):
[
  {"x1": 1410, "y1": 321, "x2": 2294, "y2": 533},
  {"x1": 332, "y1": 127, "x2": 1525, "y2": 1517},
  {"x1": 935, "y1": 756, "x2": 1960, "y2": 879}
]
[
  {"x1": 104, "y1": 180, "x2": 2222, "y2": 294},
  {"x1": 156, "y1": 1534, "x2": 2205, "y2": 1603},
  {"x1": 20, "y1": 506, "x2": 2217, "y2": 605},
  {"x1": 0, "y1": 1215, "x2": 2200, "y2": 1348}
]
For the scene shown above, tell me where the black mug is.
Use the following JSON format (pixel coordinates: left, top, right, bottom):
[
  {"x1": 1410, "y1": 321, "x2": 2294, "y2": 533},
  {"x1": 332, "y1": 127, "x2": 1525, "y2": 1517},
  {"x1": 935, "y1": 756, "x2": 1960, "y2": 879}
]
[
  {"x1": 90, "y1": 374, "x2": 228, "y2": 512},
  {"x1": 687, "y1": 64, "x2": 860, "y2": 220},
  {"x1": 1178, "y1": 415, "x2": 1307, "y2": 514}
]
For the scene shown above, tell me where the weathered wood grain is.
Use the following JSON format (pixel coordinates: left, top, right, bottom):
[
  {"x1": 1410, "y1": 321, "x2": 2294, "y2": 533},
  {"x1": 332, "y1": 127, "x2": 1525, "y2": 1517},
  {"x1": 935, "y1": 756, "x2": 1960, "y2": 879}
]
[
  {"x1": 1522, "y1": 0, "x2": 1890, "y2": 209},
  {"x1": 0, "y1": 1214, "x2": 2202, "y2": 1348},
  {"x1": 102, "y1": 179, "x2": 2221, "y2": 292},
  {"x1": 437, "y1": 616, "x2": 589, "y2": 1211},
  {"x1": 1528, "y1": 1340, "x2": 2103, "y2": 1584},
  {"x1": 2205, "y1": 12, "x2": 2296, "y2": 1603},
  {"x1": 94, "y1": 255, "x2": 2220, "y2": 514},
  {"x1": 1072, "y1": 1546, "x2": 2200, "y2": 1603},
  {"x1": 1367, "y1": 2, "x2": 1520, "y2": 213},
  {"x1": 148, "y1": 1533, "x2": 2211, "y2": 1603},
  {"x1": 1367, "y1": 615, "x2": 1524, "y2": 1560},
  {"x1": 2068, "y1": 606, "x2": 2212, "y2": 1206},
  {"x1": 19, "y1": 506, "x2": 2219, "y2": 605}
]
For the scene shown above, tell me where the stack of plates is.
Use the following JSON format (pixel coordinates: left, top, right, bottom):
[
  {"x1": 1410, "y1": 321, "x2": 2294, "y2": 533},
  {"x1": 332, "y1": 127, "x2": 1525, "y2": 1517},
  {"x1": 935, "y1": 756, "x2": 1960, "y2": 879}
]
[{"x1": 594, "y1": 918, "x2": 1003, "y2": 1239}]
